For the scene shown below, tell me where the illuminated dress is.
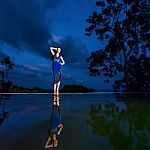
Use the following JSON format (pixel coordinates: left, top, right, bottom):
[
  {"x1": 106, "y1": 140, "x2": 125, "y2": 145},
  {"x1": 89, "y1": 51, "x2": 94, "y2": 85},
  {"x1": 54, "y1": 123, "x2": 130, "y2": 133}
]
[
  {"x1": 52, "y1": 55, "x2": 62, "y2": 84},
  {"x1": 50, "y1": 105, "x2": 61, "y2": 134}
]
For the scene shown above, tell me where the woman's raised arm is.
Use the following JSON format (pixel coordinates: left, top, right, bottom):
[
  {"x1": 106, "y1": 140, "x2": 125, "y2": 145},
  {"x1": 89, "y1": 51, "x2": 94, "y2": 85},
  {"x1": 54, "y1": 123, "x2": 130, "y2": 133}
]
[{"x1": 50, "y1": 47, "x2": 57, "y2": 55}]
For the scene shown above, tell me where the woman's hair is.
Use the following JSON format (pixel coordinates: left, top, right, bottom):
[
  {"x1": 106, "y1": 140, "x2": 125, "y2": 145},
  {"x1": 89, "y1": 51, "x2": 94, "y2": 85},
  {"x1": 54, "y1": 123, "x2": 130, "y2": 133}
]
[{"x1": 57, "y1": 48, "x2": 61, "y2": 53}]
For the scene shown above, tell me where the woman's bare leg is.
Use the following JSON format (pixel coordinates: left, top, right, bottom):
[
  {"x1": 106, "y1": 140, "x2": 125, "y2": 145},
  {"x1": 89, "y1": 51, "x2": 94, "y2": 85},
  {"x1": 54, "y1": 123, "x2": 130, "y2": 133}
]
[
  {"x1": 54, "y1": 83, "x2": 57, "y2": 95},
  {"x1": 54, "y1": 96, "x2": 59, "y2": 106},
  {"x1": 56, "y1": 81, "x2": 60, "y2": 95}
]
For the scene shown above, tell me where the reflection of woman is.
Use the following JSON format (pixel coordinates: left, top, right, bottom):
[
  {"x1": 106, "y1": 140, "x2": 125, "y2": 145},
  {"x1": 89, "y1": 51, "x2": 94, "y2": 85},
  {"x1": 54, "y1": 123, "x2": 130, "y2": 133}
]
[
  {"x1": 45, "y1": 96, "x2": 63, "y2": 148},
  {"x1": 50, "y1": 47, "x2": 65, "y2": 96}
]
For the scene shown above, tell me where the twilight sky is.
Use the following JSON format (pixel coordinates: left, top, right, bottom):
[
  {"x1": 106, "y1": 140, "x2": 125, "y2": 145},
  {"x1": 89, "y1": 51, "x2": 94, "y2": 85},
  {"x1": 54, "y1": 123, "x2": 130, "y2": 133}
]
[{"x1": 0, "y1": 0, "x2": 114, "y2": 90}]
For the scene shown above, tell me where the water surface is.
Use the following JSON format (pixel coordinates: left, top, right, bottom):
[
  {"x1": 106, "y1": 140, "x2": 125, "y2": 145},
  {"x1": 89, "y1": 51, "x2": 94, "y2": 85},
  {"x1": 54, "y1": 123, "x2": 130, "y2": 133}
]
[{"x1": 0, "y1": 93, "x2": 150, "y2": 150}]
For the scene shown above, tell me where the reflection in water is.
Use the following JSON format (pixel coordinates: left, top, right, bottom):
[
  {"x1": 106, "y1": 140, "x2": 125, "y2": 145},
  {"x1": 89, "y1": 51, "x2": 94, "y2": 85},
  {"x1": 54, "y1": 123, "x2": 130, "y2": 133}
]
[
  {"x1": 0, "y1": 94, "x2": 9, "y2": 126},
  {"x1": 87, "y1": 100, "x2": 150, "y2": 150},
  {"x1": 45, "y1": 95, "x2": 63, "y2": 148}
]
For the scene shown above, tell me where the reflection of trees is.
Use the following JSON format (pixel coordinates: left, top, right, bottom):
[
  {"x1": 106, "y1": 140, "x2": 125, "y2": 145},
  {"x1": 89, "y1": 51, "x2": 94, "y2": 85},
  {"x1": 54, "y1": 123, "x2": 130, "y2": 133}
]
[
  {"x1": 87, "y1": 100, "x2": 150, "y2": 150},
  {"x1": 0, "y1": 94, "x2": 9, "y2": 126}
]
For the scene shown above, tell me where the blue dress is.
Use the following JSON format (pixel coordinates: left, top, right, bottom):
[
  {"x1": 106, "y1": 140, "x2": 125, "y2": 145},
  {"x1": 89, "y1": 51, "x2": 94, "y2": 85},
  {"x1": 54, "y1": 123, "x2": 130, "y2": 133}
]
[
  {"x1": 52, "y1": 55, "x2": 62, "y2": 84},
  {"x1": 50, "y1": 105, "x2": 61, "y2": 134}
]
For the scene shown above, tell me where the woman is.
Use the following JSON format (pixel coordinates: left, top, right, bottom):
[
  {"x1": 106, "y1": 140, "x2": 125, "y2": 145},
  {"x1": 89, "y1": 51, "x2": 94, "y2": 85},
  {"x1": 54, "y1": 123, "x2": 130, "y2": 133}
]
[{"x1": 50, "y1": 47, "x2": 65, "y2": 95}]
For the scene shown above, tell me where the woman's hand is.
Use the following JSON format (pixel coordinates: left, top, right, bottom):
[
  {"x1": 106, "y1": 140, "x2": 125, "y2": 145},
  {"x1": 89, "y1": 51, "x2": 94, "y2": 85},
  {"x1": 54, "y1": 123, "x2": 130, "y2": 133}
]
[
  {"x1": 60, "y1": 62, "x2": 65, "y2": 65},
  {"x1": 60, "y1": 56, "x2": 65, "y2": 65}
]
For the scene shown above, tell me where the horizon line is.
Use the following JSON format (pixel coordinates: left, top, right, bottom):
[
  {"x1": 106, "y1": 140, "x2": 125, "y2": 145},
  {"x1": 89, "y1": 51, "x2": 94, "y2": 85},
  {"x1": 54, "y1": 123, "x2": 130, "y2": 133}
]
[{"x1": 0, "y1": 92, "x2": 149, "y2": 95}]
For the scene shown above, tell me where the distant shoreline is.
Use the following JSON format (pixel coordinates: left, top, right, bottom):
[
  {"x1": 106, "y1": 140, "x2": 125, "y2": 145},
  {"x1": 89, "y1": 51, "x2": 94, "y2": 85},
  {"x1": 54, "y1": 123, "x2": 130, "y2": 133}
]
[{"x1": 0, "y1": 92, "x2": 149, "y2": 94}]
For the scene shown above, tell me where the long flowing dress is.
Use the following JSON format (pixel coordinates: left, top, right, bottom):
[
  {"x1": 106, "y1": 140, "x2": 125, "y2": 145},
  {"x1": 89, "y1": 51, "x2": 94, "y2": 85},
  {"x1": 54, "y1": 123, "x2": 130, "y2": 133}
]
[{"x1": 52, "y1": 55, "x2": 62, "y2": 84}]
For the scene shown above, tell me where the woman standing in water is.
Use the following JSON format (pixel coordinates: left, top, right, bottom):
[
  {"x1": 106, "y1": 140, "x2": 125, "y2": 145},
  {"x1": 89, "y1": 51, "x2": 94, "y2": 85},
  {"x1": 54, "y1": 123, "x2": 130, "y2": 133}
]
[{"x1": 50, "y1": 47, "x2": 65, "y2": 95}]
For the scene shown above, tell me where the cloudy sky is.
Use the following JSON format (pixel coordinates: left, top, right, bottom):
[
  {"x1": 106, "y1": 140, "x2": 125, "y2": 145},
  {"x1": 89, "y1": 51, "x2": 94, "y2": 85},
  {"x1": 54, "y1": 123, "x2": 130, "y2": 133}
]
[{"x1": 0, "y1": 0, "x2": 113, "y2": 90}]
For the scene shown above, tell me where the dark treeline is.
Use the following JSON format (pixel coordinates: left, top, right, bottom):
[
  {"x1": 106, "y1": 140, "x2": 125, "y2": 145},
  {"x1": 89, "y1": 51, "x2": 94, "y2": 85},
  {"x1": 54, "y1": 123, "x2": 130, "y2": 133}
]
[
  {"x1": 1, "y1": 84, "x2": 94, "y2": 93},
  {"x1": 11, "y1": 85, "x2": 51, "y2": 93},
  {"x1": 60, "y1": 84, "x2": 95, "y2": 93}
]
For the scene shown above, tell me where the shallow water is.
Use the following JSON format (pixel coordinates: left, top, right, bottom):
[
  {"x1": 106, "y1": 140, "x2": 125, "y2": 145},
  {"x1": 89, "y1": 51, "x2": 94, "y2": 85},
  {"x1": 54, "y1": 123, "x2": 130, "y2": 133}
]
[{"x1": 0, "y1": 93, "x2": 150, "y2": 150}]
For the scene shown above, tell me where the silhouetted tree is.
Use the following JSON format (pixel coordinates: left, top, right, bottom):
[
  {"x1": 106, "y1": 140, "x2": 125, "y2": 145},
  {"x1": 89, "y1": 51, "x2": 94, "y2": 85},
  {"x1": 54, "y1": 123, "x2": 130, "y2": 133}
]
[
  {"x1": 1, "y1": 56, "x2": 15, "y2": 82},
  {"x1": 0, "y1": 56, "x2": 15, "y2": 92},
  {"x1": 85, "y1": 0, "x2": 150, "y2": 91},
  {"x1": 0, "y1": 71, "x2": 4, "y2": 81}
]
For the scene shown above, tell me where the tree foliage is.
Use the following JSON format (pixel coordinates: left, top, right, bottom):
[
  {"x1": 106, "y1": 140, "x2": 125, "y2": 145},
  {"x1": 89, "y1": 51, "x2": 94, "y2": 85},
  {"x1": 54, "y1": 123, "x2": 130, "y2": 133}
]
[
  {"x1": 1, "y1": 56, "x2": 15, "y2": 82},
  {"x1": 0, "y1": 56, "x2": 15, "y2": 92},
  {"x1": 85, "y1": 0, "x2": 150, "y2": 91}
]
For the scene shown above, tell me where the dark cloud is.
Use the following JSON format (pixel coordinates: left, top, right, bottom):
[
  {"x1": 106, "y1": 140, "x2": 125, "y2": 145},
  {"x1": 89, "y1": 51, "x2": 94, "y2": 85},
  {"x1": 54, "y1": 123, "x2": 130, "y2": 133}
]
[
  {"x1": 15, "y1": 63, "x2": 51, "y2": 76},
  {"x1": 0, "y1": 0, "x2": 63, "y2": 57},
  {"x1": 0, "y1": 0, "x2": 107, "y2": 90},
  {"x1": 8, "y1": 63, "x2": 51, "y2": 87},
  {"x1": 50, "y1": 36, "x2": 89, "y2": 68},
  {"x1": 0, "y1": 0, "x2": 89, "y2": 69},
  {"x1": 0, "y1": 0, "x2": 93, "y2": 88}
]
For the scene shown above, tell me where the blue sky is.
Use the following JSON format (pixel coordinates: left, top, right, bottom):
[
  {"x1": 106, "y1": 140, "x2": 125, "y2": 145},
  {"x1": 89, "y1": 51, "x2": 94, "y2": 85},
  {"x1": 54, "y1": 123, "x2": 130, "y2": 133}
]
[{"x1": 0, "y1": 0, "x2": 114, "y2": 90}]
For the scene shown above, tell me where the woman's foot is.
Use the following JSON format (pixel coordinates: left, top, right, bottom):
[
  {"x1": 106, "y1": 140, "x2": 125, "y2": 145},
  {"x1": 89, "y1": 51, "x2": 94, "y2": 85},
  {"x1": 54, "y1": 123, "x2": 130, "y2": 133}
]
[
  {"x1": 54, "y1": 91, "x2": 57, "y2": 96},
  {"x1": 45, "y1": 136, "x2": 53, "y2": 149},
  {"x1": 56, "y1": 91, "x2": 59, "y2": 96},
  {"x1": 53, "y1": 134, "x2": 58, "y2": 147},
  {"x1": 53, "y1": 96, "x2": 60, "y2": 106},
  {"x1": 53, "y1": 139, "x2": 58, "y2": 147}
]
